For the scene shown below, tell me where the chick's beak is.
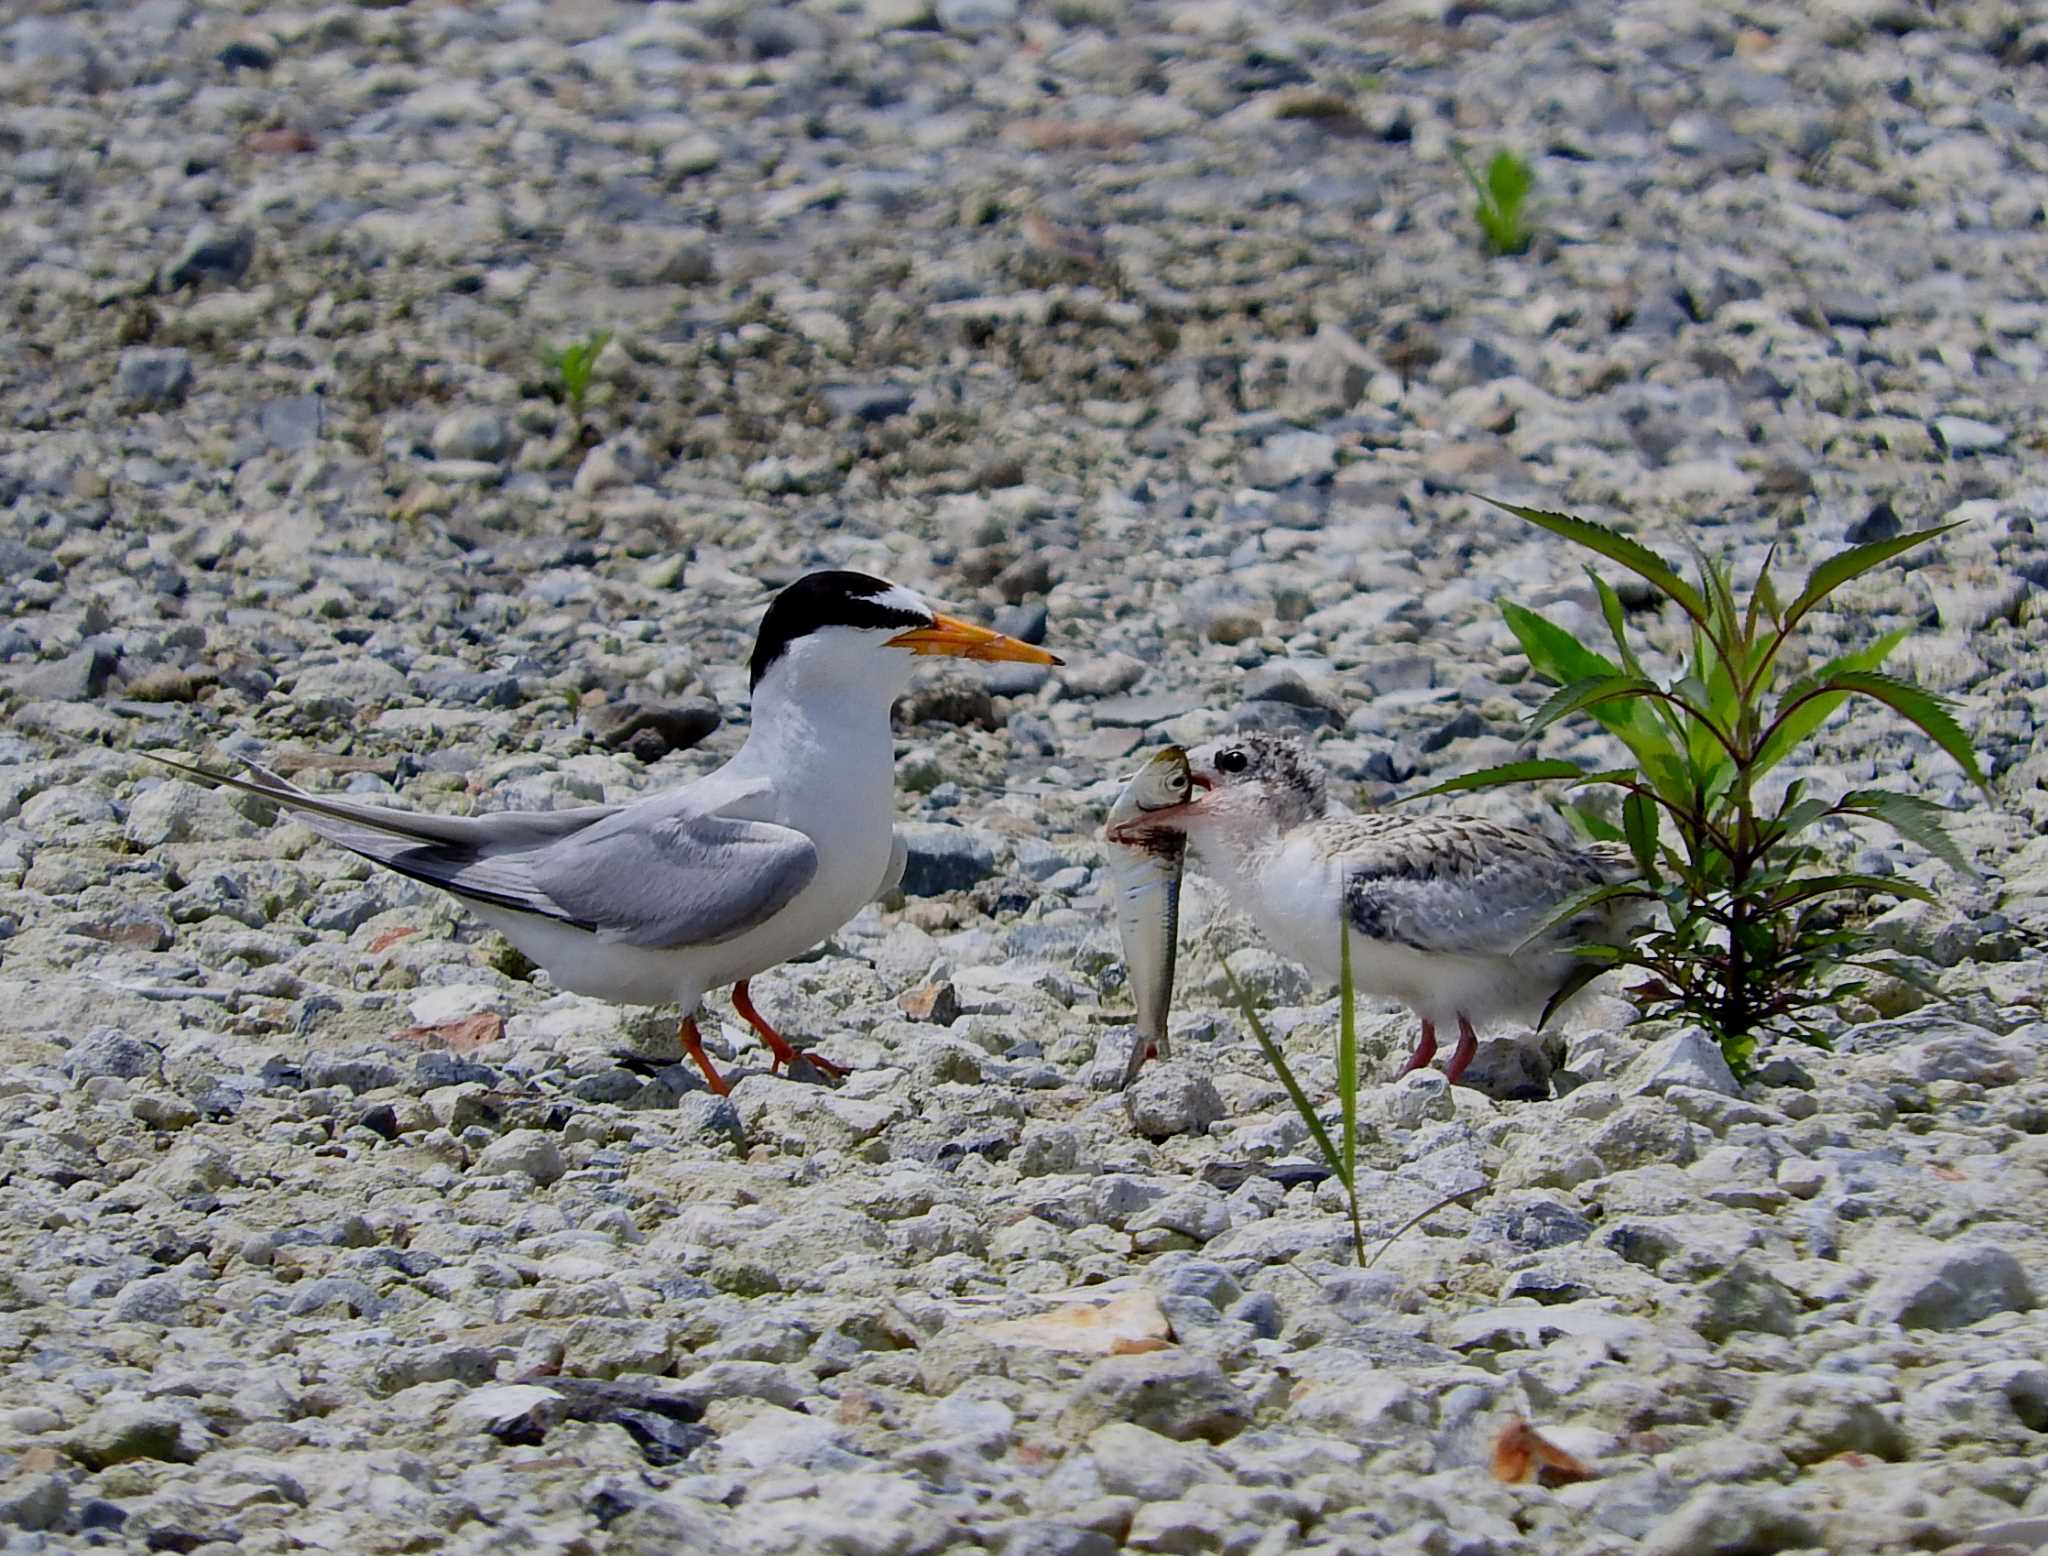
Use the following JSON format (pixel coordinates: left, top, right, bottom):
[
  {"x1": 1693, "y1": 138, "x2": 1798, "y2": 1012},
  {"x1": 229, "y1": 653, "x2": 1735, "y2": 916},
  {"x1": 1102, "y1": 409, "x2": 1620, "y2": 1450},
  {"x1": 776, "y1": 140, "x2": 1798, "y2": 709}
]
[{"x1": 888, "y1": 612, "x2": 1063, "y2": 666}]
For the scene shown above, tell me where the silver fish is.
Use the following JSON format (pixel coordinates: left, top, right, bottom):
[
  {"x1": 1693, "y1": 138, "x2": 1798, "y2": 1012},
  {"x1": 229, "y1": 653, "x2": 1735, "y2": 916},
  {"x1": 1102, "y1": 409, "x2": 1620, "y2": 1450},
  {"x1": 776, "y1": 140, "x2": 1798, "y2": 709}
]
[{"x1": 1103, "y1": 745, "x2": 1193, "y2": 1088}]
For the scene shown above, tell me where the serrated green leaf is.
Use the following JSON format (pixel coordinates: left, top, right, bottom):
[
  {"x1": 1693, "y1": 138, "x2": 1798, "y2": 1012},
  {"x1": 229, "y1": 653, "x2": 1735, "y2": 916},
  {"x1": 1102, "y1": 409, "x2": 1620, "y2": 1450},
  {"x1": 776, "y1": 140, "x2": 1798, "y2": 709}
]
[
  {"x1": 1529, "y1": 673, "x2": 1661, "y2": 734},
  {"x1": 1763, "y1": 872, "x2": 1936, "y2": 913},
  {"x1": 1512, "y1": 879, "x2": 1657, "y2": 954},
  {"x1": 1785, "y1": 523, "x2": 1964, "y2": 627},
  {"x1": 1501, "y1": 602, "x2": 1622, "y2": 685},
  {"x1": 1399, "y1": 759, "x2": 1588, "y2": 802},
  {"x1": 1485, "y1": 499, "x2": 1710, "y2": 624},
  {"x1": 1752, "y1": 627, "x2": 1911, "y2": 777},
  {"x1": 1565, "y1": 767, "x2": 1647, "y2": 792},
  {"x1": 1828, "y1": 671, "x2": 1989, "y2": 790},
  {"x1": 1835, "y1": 789, "x2": 1980, "y2": 878}
]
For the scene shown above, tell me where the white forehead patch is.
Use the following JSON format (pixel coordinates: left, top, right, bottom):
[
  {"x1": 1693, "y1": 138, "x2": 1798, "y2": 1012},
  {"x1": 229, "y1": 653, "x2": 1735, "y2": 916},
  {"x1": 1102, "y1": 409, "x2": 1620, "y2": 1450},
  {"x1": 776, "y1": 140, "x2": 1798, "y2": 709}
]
[{"x1": 869, "y1": 583, "x2": 932, "y2": 621}]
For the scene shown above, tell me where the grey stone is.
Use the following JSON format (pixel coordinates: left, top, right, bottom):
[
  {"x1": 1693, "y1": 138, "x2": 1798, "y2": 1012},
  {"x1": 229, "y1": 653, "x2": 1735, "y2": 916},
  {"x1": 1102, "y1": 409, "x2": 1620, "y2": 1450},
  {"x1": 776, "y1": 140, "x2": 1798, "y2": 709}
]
[
  {"x1": 935, "y1": 0, "x2": 1016, "y2": 34},
  {"x1": 897, "y1": 822, "x2": 998, "y2": 896},
  {"x1": 1934, "y1": 416, "x2": 2007, "y2": 455},
  {"x1": 1862, "y1": 1243, "x2": 2033, "y2": 1331},
  {"x1": 1244, "y1": 429, "x2": 1337, "y2": 488},
  {"x1": 1059, "y1": 653, "x2": 1147, "y2": 699},
  {"x1": 11, "y1": 644, "x2": 119, "y2": 700},
  {"x1": 1620, "y1": 1029, "x2": 1740, "y2": 1097},
  {"x1": 1643, "y1": 1485, "x2": 1819, "y2": 1556},
  {"x1": 583, "y1": 699, "x2": 722, "y2": 758},
  {"x1": 820, "y1": 382, "x2": 914, "y2": 422},
  {"x1": 1085, "y1": 1422, "x2": 1213, "y2": 1501},
  {"x1": 1124, "y1": 1062, "x2": 1224, "y2": 1140},
  {"x1": 70, "y1": 1027, "x2": 159, "y2": 1080},
  {"x1": 1059, "y1": 1352, "x2": 1249, "y2": 1443},
  {"x1": 162, "y1": 223, "x2": 253, "y2": 289},
  {"x1": 474, "y1": 1129, "x2": 567, "y2": 1185},
  {"x1": 1737, "y1": 1374, "x2": 1905, "y2": 1465},
  {"x1": 67, "y1": 1401, "x2": 196, "y2": 1468},
  {"x1": 432, "y1": 408, "x2": 512, "y2": 462},
  {"x1": 118, "y1": 348, "x2": 193, "y2": 407}
]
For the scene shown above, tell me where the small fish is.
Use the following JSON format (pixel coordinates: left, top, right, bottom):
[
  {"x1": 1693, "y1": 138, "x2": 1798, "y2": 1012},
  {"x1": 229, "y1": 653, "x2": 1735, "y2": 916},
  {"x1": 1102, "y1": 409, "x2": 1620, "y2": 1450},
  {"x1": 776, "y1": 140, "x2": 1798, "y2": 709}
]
[{"x1": 1103, "y1": 746, "x2": 1193, "y2": 1088}]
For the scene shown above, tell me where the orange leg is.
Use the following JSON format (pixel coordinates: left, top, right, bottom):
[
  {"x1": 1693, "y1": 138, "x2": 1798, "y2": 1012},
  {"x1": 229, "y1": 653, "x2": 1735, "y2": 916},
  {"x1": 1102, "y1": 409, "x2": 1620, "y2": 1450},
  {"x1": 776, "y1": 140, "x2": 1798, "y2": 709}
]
[
  {"x1": 1399, "y1": 1019, "x2": 1438, "y2": 1076},
  {"x1": 1444, "y1": 1014, "x2": 1480, "y2": 1085},
  {"x1": 676, "y1": 1014, "x2": 731, "y2": 1097},
  {"x1": 732, "y1": 980, "x2": 847, "y2": 1080}
]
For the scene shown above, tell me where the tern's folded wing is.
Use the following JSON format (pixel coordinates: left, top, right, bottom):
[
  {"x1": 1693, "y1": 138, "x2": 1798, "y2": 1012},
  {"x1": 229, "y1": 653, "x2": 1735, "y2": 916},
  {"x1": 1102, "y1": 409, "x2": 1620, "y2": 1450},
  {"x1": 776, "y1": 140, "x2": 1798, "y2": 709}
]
[
  {"x1": 528, "y1": 800, "x2": 819, "y2": 949},
  {"x1": 1319, "y1": 816, "x2": 1623, "y2": 958}
]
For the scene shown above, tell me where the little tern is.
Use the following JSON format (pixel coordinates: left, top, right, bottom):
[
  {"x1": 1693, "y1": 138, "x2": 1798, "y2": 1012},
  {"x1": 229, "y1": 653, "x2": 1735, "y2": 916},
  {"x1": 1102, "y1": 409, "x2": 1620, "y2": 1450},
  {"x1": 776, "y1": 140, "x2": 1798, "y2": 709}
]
[
  {"x1": 1111, "y1": 733, "x2": 1640, "y2": 1084},
  {"x1": 153, "y1": 570, "x2": 1060, "y2": 1094}
]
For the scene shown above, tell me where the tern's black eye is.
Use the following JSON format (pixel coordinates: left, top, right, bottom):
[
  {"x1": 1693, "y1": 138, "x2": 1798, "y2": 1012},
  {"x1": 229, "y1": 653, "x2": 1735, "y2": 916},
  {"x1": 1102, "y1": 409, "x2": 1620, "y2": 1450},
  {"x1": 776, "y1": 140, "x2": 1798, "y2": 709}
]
[{"x1": 1215, "y1": 748, "x2": 1249, "y2": 775}]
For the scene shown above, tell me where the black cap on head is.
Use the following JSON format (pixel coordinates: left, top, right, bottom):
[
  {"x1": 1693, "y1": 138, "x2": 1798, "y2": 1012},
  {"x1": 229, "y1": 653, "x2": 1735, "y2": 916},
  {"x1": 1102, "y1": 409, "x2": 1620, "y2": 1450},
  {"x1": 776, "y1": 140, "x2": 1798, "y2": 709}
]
[{"x1": 748, "y1": 570, "x2": 930, "y2": 690}]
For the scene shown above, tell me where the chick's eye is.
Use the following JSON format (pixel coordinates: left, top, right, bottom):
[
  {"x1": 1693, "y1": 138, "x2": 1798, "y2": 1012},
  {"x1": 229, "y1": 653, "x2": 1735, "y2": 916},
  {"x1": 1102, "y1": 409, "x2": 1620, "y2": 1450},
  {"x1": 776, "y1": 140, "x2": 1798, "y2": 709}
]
[{"x1": 1216, "y1": 748, "x2": 1248, "y2": 775}]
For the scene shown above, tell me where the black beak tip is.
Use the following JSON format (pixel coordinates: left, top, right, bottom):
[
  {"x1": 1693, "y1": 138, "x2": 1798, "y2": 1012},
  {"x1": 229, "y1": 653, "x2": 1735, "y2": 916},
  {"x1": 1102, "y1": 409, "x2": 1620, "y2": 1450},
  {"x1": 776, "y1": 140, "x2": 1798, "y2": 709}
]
[{"x1": 1046, "y1": 651, "x2": 1066, "y2": 667}]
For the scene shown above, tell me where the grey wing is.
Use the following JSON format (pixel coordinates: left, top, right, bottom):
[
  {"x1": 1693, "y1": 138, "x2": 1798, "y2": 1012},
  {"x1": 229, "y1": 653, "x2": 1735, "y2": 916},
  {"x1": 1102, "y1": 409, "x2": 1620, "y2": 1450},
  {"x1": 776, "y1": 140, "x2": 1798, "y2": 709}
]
[
  {"x1": 1327, "y1": 818, "x2": 1621, "y2": 958},
  {"x1": 528, "y1": 799, "x2": 819, "y2": 949},
  {"x1": 146, "y1": 754, "x2": 814, "y2": 947}
]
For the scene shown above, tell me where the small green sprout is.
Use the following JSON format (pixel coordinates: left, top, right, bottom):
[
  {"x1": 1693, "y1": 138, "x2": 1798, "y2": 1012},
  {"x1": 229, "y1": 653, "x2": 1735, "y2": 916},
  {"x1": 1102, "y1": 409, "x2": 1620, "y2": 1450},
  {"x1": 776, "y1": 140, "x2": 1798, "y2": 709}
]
[
  {"x1": 540, "y1": 328, "x2": 612, "y2": 422},
  {"x1": 1452, "y1": 145, "x2": 1535, "y2": 257}
]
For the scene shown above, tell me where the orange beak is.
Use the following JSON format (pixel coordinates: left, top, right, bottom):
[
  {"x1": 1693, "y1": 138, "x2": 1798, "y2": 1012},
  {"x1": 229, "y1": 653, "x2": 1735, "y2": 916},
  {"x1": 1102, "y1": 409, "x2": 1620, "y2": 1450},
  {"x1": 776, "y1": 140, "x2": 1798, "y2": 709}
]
[{"x1": 887, "y1": 612, "x2": 1063, "y2": 666}]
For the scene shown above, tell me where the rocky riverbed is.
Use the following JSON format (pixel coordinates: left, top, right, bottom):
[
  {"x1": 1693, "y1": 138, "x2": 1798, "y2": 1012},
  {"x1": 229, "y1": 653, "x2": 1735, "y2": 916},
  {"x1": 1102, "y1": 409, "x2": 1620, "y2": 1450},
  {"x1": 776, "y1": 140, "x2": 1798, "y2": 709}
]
[{"x1": 5, "y1": 0, "x2": 2048, "y2": 1551}]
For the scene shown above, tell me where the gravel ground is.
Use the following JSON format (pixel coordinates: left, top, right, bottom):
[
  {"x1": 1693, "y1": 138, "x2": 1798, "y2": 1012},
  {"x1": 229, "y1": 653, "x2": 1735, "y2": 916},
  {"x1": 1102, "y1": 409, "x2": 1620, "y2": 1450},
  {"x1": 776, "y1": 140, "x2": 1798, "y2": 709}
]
[{"x1": 5, "y1": 0, "x2": 2048, "y2": 1551}]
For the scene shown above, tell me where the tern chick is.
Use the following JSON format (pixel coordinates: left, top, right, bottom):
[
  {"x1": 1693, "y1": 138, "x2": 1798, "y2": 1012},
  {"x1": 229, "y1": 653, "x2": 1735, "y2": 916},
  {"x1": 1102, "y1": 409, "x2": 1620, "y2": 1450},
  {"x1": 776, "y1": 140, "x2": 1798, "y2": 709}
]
[
  {"x1": 1113, "y1": 733, "x2": 1640, "y2": 1084},
  {"x1": 155, "y1": 571, "x2": 1060, "y2": 1095}
]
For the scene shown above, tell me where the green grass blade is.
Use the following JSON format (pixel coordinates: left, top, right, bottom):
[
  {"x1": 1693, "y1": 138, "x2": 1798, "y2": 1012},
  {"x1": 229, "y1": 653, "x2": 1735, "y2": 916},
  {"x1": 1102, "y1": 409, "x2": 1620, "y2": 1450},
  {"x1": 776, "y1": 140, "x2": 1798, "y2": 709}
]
[
  {"x1": 1828, "y1": 671, "x2": 1989, "y2": 790},
  {"x1": 1784, "y1": 523, "x2": 1964, "y2": 628},
  {"x1": 1338, "y1": 920, "x2": 1361, "y2": 1263},
  {"x1": 1215, "y1": 942, "x2": 1348, "y2": 1189},
  {"x1": 1398, "y1": 759, "x2": 1586, "y2": 802},
  {"x1": 1836, "y1": 789, "x2": 1979, "y2": 878},
  {"x1": 1485, "y1": 499, "x2": 1710, "y2": 624}
]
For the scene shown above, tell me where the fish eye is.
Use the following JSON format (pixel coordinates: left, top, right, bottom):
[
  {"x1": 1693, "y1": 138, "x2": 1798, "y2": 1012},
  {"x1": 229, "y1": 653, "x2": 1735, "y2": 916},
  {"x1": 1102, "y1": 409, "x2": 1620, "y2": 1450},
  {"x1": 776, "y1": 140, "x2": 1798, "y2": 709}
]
[{"x1": 1215, "y1": 748, "x2": 1249, "y2": 775}]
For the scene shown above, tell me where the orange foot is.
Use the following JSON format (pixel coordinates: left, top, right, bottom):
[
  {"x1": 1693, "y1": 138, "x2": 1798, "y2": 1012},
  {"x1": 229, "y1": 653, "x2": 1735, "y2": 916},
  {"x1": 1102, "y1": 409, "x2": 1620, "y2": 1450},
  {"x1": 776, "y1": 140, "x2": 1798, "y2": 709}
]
[
  {"x1": 676, "y1": 1014, "x2": 732, "y2": 1097},
  {"x1": 732, "y1": 980, "x2": 847, "y2": 1081}
]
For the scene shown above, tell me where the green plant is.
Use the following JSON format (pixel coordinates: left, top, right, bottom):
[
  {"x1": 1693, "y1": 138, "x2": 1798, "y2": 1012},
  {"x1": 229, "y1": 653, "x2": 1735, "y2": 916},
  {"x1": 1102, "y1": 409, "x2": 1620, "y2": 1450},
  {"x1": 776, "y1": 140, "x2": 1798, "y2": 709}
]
[
  {"x1": 1451, "y1": 145, "x2": 1535, "y2": 257},
  {"x1": 540, "y1": 328, "x2": 612, "y2": 422},
  {"x1": 1413, "y1": 500, "x2": 1988, "y2": 1077},
  {"x1": 1217, "y1": 923, "x2": 1365, "y2": 1266}
]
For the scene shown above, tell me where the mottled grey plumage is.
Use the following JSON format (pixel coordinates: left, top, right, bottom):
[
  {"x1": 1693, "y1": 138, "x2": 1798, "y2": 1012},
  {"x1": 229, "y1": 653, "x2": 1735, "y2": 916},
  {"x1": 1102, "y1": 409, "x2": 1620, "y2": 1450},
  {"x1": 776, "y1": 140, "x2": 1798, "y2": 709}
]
[{"x1": 1322, "y1": 813, "x2": 1634, "y2": 957}]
